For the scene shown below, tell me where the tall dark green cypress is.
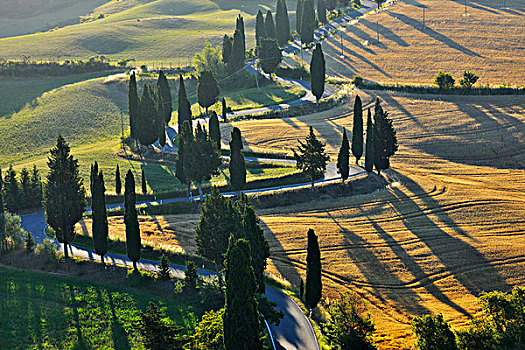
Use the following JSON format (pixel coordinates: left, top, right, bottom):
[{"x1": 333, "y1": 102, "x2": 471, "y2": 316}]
[
  {"x1": 91, "y1": 168, "x2": 108, "y2": 265},
  {"x1": 197, "y1": 70, "x2": 220, "y2": 115},
  {"x1": 222, "y1": 97, "x2": 228, "y2": 122},
  {"x1": 296, "y1": 0, "x2": 304, "y2": 35},
  {"x1": 4, "y1": 165, "x2": 19, "y2": 211},
  {"x1": 156, "y1": 86, "x2": 166, "y2": 153},
  {"x1": 43, "y1": 136, "x2": 86, "y2": 258},
  {"x1": 229, "y1": 127, "x2": 246, "y2": 193},
  {"x1": 336, "y1": 128, "x2": 350, "y2": 183},
  {"x1": 352, "y1": 95, "x2": 364, "y2": 164},
  {"x1": 124, "y1": 169, "x2": 141, "y2": 270},
  {"x1": 236, "y1": 14, "x2": 246, "y2": 55},
  {"x1": 209, "y1": 111, "x2": 221, "y2": 150},
  {"x1": 129, "y1": 72, "x2": 139, "y2": 140},
  {"x1": 30, "y1": 165, "x2": 42, "y2": 208},
  {"x1": 0, "y1": 174, "x2": 5, "y2": 252},
  {"x1": 141, "y1": 168, "x2": 147, "y2": 195},
  {"x1": 255, "y1": 10, "x2": 266, "y2": 46},
  {"x1": 373, "y1": 98, "x2": 398, "y2": 175},
  {"x1": 365, "y1": 108, "x2": 375, "y2": 174},
  {"x1": 191, "y1": 123, "x2": 221, "y2": 198},
  {"x1": 115, "y1": 164, "x2": 122, "y2": 195},
  {"x1": 305, "y1": 228, "x2": 322, "y2": 311},
  {"x1": 276, "y1": 0, "x2": 291, "y2": 47},
  {"x1": 156, "y1": 70, "x2": 172, "y2": 125},
  {"x1": 265, "y1": 10, "x2": 276, "y2": 40},
  {"x1": 229, "y1": 29, "x2": 245, "y2": 73},
  {"x1": 223, "y1": 239, "x2": 263, "y2": 350},
  {"x1": 317, "y1": 0, "x2": 327, "y2": 24},
  {"x1": 310, "y1": 43, "x2": 325, "y2": 104},
  {"x1": 222, "y1": 34, "x2": 233, "y2": 64},
  {"x1": 177, "y1": 74, "x2": 192, "y2": 129},
  {"x1": 301, "y1": 0, "x2": 316, "y2": 47},
  {"x1": 137, "y1": 84, "x2": 158, "y2": 147},
  {"x1": 176, "y1": 120, "x2": 194, "y2": 197}
]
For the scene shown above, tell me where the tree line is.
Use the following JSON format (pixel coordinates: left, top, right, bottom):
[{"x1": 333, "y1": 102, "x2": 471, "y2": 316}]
[
  {"x1": 0, "y1": 165, "x2": 42, "y2": 211},
  {"x1": 0, "y1": 56, "x2": 118, "y2": 77}
]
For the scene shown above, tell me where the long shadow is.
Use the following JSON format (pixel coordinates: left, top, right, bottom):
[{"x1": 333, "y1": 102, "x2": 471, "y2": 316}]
[
  {"x1": 388, "y1": 12, "x2": 483, "y2": 57},
  {"x1": 359, "y1": 18, "x2": 410, "y2": 47},
  {"x1": 106, "y1": 289, "x2": 132, "y2": 350},
  {"x1": 27, "y1": 282, "x2": 45, "y2": 349},
  {"x1": 388, "y1": 171, "x2": 510, "y2": 296},
  {"x1": 449, "y1": 0, "x2": 501, "y2": 14},
  {"x1": 334, "y1": 37, "x2": 393, "y2": 78},
  {"x1": 341, "y1": 28, "x2": 377, "y2": 54},
  {"x1": 67, "y1": 283, "x2": 89, "y2": 349}
]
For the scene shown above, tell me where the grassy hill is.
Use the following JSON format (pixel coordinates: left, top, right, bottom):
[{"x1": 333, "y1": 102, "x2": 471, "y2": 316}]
[{"x1": 0, "y1": 0, "x2": 298, "y2": 63}]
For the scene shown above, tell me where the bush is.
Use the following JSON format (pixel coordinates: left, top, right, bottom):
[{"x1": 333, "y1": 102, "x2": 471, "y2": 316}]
[
  {"x1": 2, "y1": 212, "x2": 25, "y2": 249},
  {"x1": 352, "y1": 75, "x2": 365, "y2": 88},
  {"x1": 190, "y1": 309, "x2": 225, "y2": 350},
  {"x1": 459, "y1": 71, "x2": 479, "y2": 89},
  {"x1": 158, "y1": 254, "x2": 171, "y2": 280},
  {"x1": 411, "y1": 314, "x2": 457, "y2": 350},
  {"x1": 35, "y1": 238, "x2": 58, "y2": 263},
  {"x1": 434, "y1": 71, "x2": 455, "y2": 89},
  {"x1": 25, "y1": 231, "x2": 34, "y2": 253}
]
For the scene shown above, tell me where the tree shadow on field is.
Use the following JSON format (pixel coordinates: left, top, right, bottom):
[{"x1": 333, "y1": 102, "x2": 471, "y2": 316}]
[
  {"x1": 387, "y1": 12, "x2": 483, "y2": 57},
  {"x1": 141, "y1": 162, "x2": 184, "y2": 193},
  {"x1": 359, "y1": 19, "x2": 410, "y2": 47},
  {"x1": 106, "y1": 289, "x2": 132, "y2": 350},
  {"x1": 67, "y1": 283, "x2": 90, "y2": 350},
  {"x1": 386, "y1": 170, "x2": 510, "y2": 296},
  {"x1": 449, "y1": 0, "x2": 501, "y2": 15}
]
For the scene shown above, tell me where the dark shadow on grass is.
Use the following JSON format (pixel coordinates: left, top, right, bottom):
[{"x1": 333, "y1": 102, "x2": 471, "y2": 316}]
[
  {"x1": 449, "y1": 0, "x2": 501, "y2": 14},
  {"x1": 107, "y1": 289, "x2": 132, "y2": 350},
  {"x1": 359, "y1": 18, "x2": 410, "y2": 47}
]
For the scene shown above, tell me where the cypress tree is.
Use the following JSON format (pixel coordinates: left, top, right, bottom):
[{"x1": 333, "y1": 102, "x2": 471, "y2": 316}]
[
  {"x1": 191, "y1": 123, "x2": 221, "y2": 198},
  {"x1": 365, "y1": 108, "x2": 375, "y2": 174},
  {"x1": 197, "y1": 70, "x2": 220, "y2": 116},
  {"x1": 296, "y1": 0, "x2": 304, "y2": 35},
  {"x1": 336, "y1": 128, "x2": 350, "y2": 184},
  {"x1": 258, "y1": 37, "x2": 282, "y2": 78},
  {"x1": 351, "y1": 95, "x2": 364, "y2": 164},
  {"x1": 115, "y1": 164, "x2": 122, "y2": 195},
  {"x1": 301, "y1": 0, "x2": 316, "y2": 47},
  {"x1": 209, "y1": 111, "x2": 221, "y2": 150},
  {"x1": 129, "y1": 72, "x2": 139, "y2": 141},
  {"x1": 176, "y1": 120, "x2": 194, "y2": 197},
  {"x1": 276, "y1": 0, "x2": 291, "y2": 47},
  {"x1": 20, "y1": 168, "x2": 30, "y2": 206},
  {"x1": 373, "y1": 98, "x2": 398, "y2": 175},
  {"x1": 222, "y1": 34, "x2": 233, "y2": 64},
  {"x1": 4, "y1": 165, "x2": 19, "y2": 211},
  {"x1": 300, "y1": 278, "x2": 304, "y2": 301},
  {"x1": 91, "y1": 168, "x2": 108, "y2": 265},
  {"x1": 229, "y1": 29, "x2": 245, "y2": 73},
  {"x1": 30, "y1": 165, "x2": 42, "y2": 207},
  {"x1": 229, "y1": 127, "x2": 246, "y2": 193},
  {"x1": 124, "y1": 169, "x2": 141, "y2": 270},
  {"x1": 255, "y1": 10, "x2": 266, "y2": 46},
  {"x1": 265, "y1": 10, "x2": 276, "y2": 40},
  {"x1": 43, "y1": 135, "x2": 87, "y2": 258},
  {"x1": 137, "y1": 84, "x2": 158, "y2": 147},
  {"x1": 318, "y1": 0, "x2": 327, "y2": 24},
  {"x1": 293, "y1": 126, "x2": 329, "y2": 191},
  {"x1": 156, "y1": 70, "x2": 172, "y2": 125},
  {"x1": 236, "y1": 14, "x2": 246, "y2": 55},
  {"x1": 177, "y1": 74, "x2": 192, "y2": 130},
  {"x1": 223, "y1": 239, "x2": 263, "y2": 350},
  {"x1": 310, "y1": 43, "x2": 325, "y2": 104},
  {"x1": 222, "y1": 97, "x2": 228, "y2": 122},
  {"x1": 305, "y1": 228, "x2": 322, "y2": 311},
  {"x1": 156, "y1": 86, "x2": 166, "y2": 154},
  {"x1": 141, "y1": 168, "x2": 147, "y2": 195}
]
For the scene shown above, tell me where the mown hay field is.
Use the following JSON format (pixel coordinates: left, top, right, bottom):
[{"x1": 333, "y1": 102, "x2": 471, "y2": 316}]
[{"x1": 298, "y1": 0, "x2": 525, "y2": 85}]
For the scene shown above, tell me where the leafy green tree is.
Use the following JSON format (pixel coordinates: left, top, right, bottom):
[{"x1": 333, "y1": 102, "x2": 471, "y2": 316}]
[
  {"x1": 373, "y1": 98, "x2": 398, "y2": 175},
  {"x1": 222, "y1": 97, "x2": 228, "y2": 122},
  {"x1": 157, "y1": 70, "x2": 172, "y2": 124},
  {"x1": 136, "y1": 302, "x2": 189, "y2": 350},
  {"x1": 193, "y1": 41, "x2": 224, "y2": 77},
  {"x1": 137, "y1": 84, "x2": 158, "y2": 147},
  {"x1": 124, "y1": 169, "x2": 141, "y2": 270},
  {"x1": 129, "y1": 72, "x2": 139, "y2": 141},
  {"x1": 434, "y1": 71, "x2": 455, "y2": 89},
  {"x1": 276, "y1": 0, "x2": 291, "y2": 46},
  {"x1": 222, "y1": 35, "x2": 232, "y2": 64},
  {"x1": 196, "y1": 187, "x2": 240, "y2": 271},
  {"x1": 318, "y1": 0, "x2": 327, "y2": 24},
  {"x1": 305, "y1": 228, "x2": 322, "y2": 311},
  {"x1": 223, "y1": 239, "x2": 263, "y2": 350},
  {"x1": 43, "y1": 136, "x2": 86, "y2": 258},
  {"x1": 258, "y1": 37, "x2": 282, "y2": 78},
  {"x1": 229, "y1": 127, "x2": 246, "y2": 193},
  {"x1": 4, "y1": 165, "x2": 20, "y2": 211},
  {"x1": 255, "y1": 10, "x2": 266, "y2": 46},
  {"x1": 177, "y1": 74, "x2": 192, "y2": 128},
  {"x1": 324, "y1": 293, "x2": 377, "y2": 350},
  {"x1": 91, "y1": 166, "x2": 108, "y2": 265},
  {"x1": 265, "y1": 10, "x2": 276, "y2": 40},
  {"x1": 184, "y1": 261, "x2": 199, "y2": 290},
  {"x1": 25, "y1": 231, "x2": 35, "y2": 253},
  {"x1": 115, "y1": 164, "x2": 122, "y2": 195},
  {"x1": 191, "y1": 309, "x2": 225, "y2": 350},
  {"x1": 197, "y1": 70, "x2": 220, "y2": 116},
  {"x1": 301, "y1": 0, "x2": 316, "y2": 47},
  {"x1": 176, "y1": 120, "x2": 194, "y2": 197},
  {"x1": 142, "y1": 168, "x2": 147, "y2": 195},
  {"x1": 459, "y1": 71, "x2": 479, "y2": 89},
  {"x1": 158, "y1": 254, "x2": 171, "y2": 279},
  {"x1": 310, "y1": 43, "x2": 325, "y2": 104},
  {"x1": 364, "y1": 109, "x2": 375, "y2": 174},
  {"x1": 236, "y1": 14, "x2": 246, "y2": 55},
  {"x1": 229, "y1": 29, "x2": 245, "y2": 74},
  {"x1": 293, "y1": 126, "x2": 330, "y2": 190},
  {"x1": 296, "y1": 0, "x2": 304, "y2": 34},
  {"x1": 337, "y1": 128, "x2": 350, "y2": 183},
  {"x1": 412, "y1": 314, "x2": 457, "y2": 350},
  {"x1": 352, "y1": 95, "x2": 364, "y2": 164},
  {"x1": 209, "y1": 111, "x2": 221, "y2": 150}
]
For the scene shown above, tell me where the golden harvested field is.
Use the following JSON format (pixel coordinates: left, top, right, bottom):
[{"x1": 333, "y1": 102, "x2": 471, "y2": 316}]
[
  {"x1": 300, "y1": 0, "x2": 525, "y2": 85},
  {"x1": 127, "y1": 90, "x2": 525, "y2": 348}
]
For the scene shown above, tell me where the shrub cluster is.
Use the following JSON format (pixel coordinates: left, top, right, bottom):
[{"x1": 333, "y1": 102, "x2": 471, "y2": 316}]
[
  {"x1": 275, "y1": 64, "x2": 310, "y2": 80},
  {"x1": 2, "y1": 165, "x2": 43, "y2": 211},
  {"x1": 0, "y1": 56, "x2": 119, "y2": 77}
]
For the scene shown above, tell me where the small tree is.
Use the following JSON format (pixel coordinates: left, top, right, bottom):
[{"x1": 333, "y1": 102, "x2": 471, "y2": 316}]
[
  {"x1": 352, "y1": 95, "x2": 364, "y2": 164},
  {"x1": 310, "y1": 43, "x2": 325, "y2": 104},
  {"x1": 293, "y1": 126, "x2": 330, "y2": 190},
  {"x1": 305, "y1": 228, "x2": 322, "y2": 312},
  {"x1": 434, "y1": 71, "x2": 455, "y2": 89},
  {"x1": 258, "y1": 37, "x2": 282, "y2": 78},
  {"x1": 209, "y1": 111, "x2": 221, "y2": 150},
  {"x1": 337, "y1": 128, "x2": 350, "y2": 184},
  {"x1": 324, "y1": 293, "x2": 377, "y2": 349},
  {"x1": 265, "y1": 10, "x2": 276, "y2": 40},
  {"x1": 411, "y1": 314, "x2": 457, "y2": 350},
  {"x1": 43, "y1": 136, "x2": 86, "y2": 258},
  {"x1": 222, "y1": 97, "x2": 228, "y2": 122},
  {"x1": 459, "y1": 71, "x2": 479, "y2": 89},
  {"x1": 115, "y1": 164, "x2": 122, "y2": 195},
  {"x1": 141, "y1": 168, "x2": 147, "y2": 195},
  {"x1": 197, "y1": 70, "x2": 220, "y2": 115},
  {"x1": 301, "y1": 0, "x2": 316, "y2": 47},
  {"x1": 184, "y1": 261, "x2": 199, "y2": 290},
  {"x1": 25, "y1": 231, "x2": 35, "y2": 253},
  {"x1": 158, "y1": 254, "x2": 171, "y2": 279},
  {"x1": 364, "y1": 109, "x2": 375, "y2": 174},
  {"x1": 229, "y1": 127, "x2": 247, "y2": 193},
  {"x1": 124, "y1": 170, "x2": 141, "y2": 270}
]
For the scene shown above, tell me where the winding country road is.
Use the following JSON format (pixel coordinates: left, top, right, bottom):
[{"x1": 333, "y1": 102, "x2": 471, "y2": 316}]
[{"x1": 18, "y1": 1, "x2": 377, "y2": 348}]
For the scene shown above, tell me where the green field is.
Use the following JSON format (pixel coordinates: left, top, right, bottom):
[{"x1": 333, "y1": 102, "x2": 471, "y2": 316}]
[
  {"x1": 0, "y1": 267, "x2": 199, "y2": 349},
  {"x1": 0, "y1": 0, "x2": 299, "y2": 62}
]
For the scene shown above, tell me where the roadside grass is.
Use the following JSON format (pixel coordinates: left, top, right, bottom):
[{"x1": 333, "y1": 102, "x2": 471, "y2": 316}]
[{"x1": 0, "y1": 267, "x2": 201, "y2": 349}]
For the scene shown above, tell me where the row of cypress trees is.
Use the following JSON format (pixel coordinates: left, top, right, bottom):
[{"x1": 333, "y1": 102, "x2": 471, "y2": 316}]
[
  {"x1": 255, "y1": 0, "x2": 291, "y2": 48},
  {"x1": 0, "y1": 165, "x2": 42, "y2": 211},
  {"x1": 222, "y1": 15, "x2": 246, "y2": 74}
]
